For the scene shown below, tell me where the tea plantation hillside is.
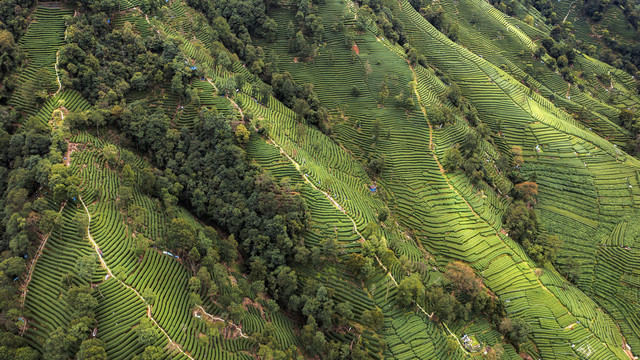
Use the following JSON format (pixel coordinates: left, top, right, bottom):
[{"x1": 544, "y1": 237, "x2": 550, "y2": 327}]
[{"x1": 0, "y1": 0, "x2": 639, "y2": 359}]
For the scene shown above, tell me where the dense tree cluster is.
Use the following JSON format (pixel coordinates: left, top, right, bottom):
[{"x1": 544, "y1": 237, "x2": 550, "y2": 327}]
[
  {"x1": 410, "y1": 1, "x2": 460, "y2": 42},
  {"x1": 0, "y1": 0, "x2": 35, "y2": 102},
  {"x1": 105, "y1": 106, "x2": 309, "y2": 271},
  {"x1": 0, "y1": 0, "x2": 612, "y2": 356},
  {"x1": 354, "y1": 0, "x2": 407, "y2": 44},
  {"x1": 530, "y1": 0, "x2": 558, "y2": 24},
  {"x1": 395, "y1": 260, "x2": 532, "y2": 350},
  {"x1": 0, "y1": 80, "x2": 89, "y2": 357},
  {"x1": 499, "y1": 317, "x2": 531, "y2": 350},
  {"x1": 59, "y1": 14, "x2": 195, "y2": 104},
  {"x1": 579, "y1": 0, "x2": 639, "y2": 26},
  {"x1": 529, "y1": 0, "x2": 640, "y2": 83},
  {"x1": 187, "y1": 0, "x2": 277, "y2": 43},
  {"x1": 0, "y1": 0, "x2": 35, "y2": 41},
  {"x1": 537, "y1": 33, "x2": 581, "y2": 83},
  {"x1": 427, "y1": 262, "x2": 504, "y2": 324},
  {"x1": 619, "y1": 109, "x2": 640, "y2": 155},
  {"x1": 600, "y1": 36, "x2": 640, "y2": 76},
  {"x1": 0, "y1": 30, "x2": 25, "y2": 102},
  {"x1": 487, "y1": 0, "x2": 516, "y2": 16},
  {"x1": 504, "y1": 191, "x2": 564, "y2": 265},
  {"x1": 186, "y1": 0, "x2": 278, "y2": 80},
  {"x1": 0, "y1": 96, "x2": 113, "y2": 359},
  {"x1": 41, "y1": 284, "x2": 105, "y2": 359},
  {"x1": 582, "y1": 0, "x2": 608, "y2": 21},
  {"x1": 285, "y1": 0, "x2": 325, "y2": 59},
  {"x1": 69, "y1": 0, "x2": 163, "y2": 13},
  {"x1": 271, "y1": 71, "x2": 331, "y2": 134}
]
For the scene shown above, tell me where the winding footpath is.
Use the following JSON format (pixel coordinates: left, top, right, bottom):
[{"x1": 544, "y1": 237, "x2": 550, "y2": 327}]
[
  {"x1": 79, "y1": 197, "x2": 195, "y2": 360},
  {"x1": 193, "y1": 305, "x2": 248, "y2": 338},
  {"x1": 19, "y1": 202, "x2": 66, "y2": 336},
  {"x1": 54, "y1": 27, "x2": 68, "y2": 96},
  {"x1": 54, "y1": 51, "x2": 62, "y2": 96},
  {"x1": 264, "y1": 136, "x2": 473, "y2": 355},
  {"x1": 20, "y1": 202, "x2": 65, "y2": 307}
]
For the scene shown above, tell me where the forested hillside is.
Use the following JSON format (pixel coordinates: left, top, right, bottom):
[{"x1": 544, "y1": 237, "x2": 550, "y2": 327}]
[{"x1": 0, "y1": 0, "x2": 639, "y2": 358}]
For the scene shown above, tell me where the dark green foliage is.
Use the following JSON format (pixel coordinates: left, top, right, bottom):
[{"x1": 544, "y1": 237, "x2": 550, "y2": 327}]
[
  {"x1": 563, "y1": 256, "x2": 583, "y2": 283},
  {"x1": 443, "y1": 147, "x2": 463, "y2": 172},
  {"x1": 1, "y1": 0, "x2": 638, "y2": 357},
  {"x1": 417, "y1": 4, "x2": 459, "y2": 41},
  {"x1": 424, "y1": 262, "x2": 505, "y2": 324},
  {"x1": 1, "y1": 257, "x2": 24, "y2": 278},
  {"x1": 0, "y1": 0, "x2": 36, "y2": 41},
  {"x1": 397, "y1": 275, "x2": 424, "y2": 308},
  {"x1": 0, "y1": 0, "x2": 32, "y2": 98},
  {"x1": 526, "y1": 233, "x2": 563, "y2": 264},
  {"x1": 135, "y1": 318, "x2": 160, "y2": 347},
  {"x1": 361, "y1": 308, "x2": 384, "y2": 331},
  {"x1": 132, "y1": 346, "x2": 163, "y2": 360},
  {"x1": 504, "y1": 201, "x2": 538, "y2": 244},
  {"x1": 366, "y1": 154, "x2": 385, "y2": 177},
  {"x1": 59, "y1": 15, "x2": 189, "y2": 104},
  {"x1": 488, "y1": 0, "x2": 515, "y2": 16},
  {"x1": 347, "y1": 253, "x2": 374, "y2": 279},
  {"x1": 428, "y1": 106, "x2": 453, "y2": 127},
  {"x1": 394, "y1": 91, "x2": 415, "y2": 111},
  {"x1": 119, "y1": 107, "x2": 308, "y2": 270},
  {"x1": 0, "y1": 30, "x2": 24, "y2": 99},
  {"x1": 504, "y1": 200, "x2": 562, "y2": 264},
  {"x1": 77, "y1": 338, "x2": 107, "y2": 360},
  {"x1": 165, "y1": 218, "x2": 197, "y2": 250},
  {"x1": 64, "y1": 286, "x2": 98, "y2": 318},
  {"x1": 43, "y1": 327, "x2": 77, "y2": 360},
  {"x1": 499, "y1": 317, "x2": 531, "y2": 349},
  {"x1": 271, "y1": 71, "x2": 330, "y2": 132},
  {"x1": 582, "y1": 0, "x2": 607, "y2": 21}
]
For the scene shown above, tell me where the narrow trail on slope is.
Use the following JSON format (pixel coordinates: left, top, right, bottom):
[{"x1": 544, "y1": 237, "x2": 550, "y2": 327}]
[
  {"x1": 408, "y1": 63, "x2": 484, "y2": 221},
  {"x1": 20, "y1": 203, "x2": 66, "y2": 306},
  {"x1": 405, "y1": 60, "x2": 630, "y2": 356},
  {"x1": 264, "y1": 137, "x2": 473, "y2": 354},
  {"x1": 206, "y1": 78, "x2": 218, "y2": 92},
  {"x1": 19, "y1": 201, "x2": 66, "y2": 336},
  {"x1": 563, "y1": 1, "x2": 575, "y2": 23},
  {"x1": 194, "y1": 305, "x2": 248, "y2": 338},
  {"x1": 79, "y1": 197, "x2": 195, "y2": 360},
  {"x1": 226, "y1": 93, "x2": 244, "y2": 120},
  {"x1": 267, "y1": 138, "x2": 359, "y2": 235},
  {"x1": 54, "y1": 51, "x2": 62, "y2": 95},
  {"x1": 54, "y1": 27, "x2": 69, "y2": 96},
  {"x1": 199, "y1": 39, "x2": 475, "y2": 355},
  {"x1": 408, "y1": 64, "x2": 569, "y2": 290}
]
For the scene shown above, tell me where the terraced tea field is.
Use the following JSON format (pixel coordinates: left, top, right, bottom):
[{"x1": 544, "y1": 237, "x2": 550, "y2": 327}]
[{"x1": 7, "y1": 0, "x2": 640, "y2": 358}]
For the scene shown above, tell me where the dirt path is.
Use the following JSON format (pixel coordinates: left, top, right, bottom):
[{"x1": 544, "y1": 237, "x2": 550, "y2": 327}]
[
  {"x1": 206, "y1": 78, "x2": 218, "y2": 92},
  {"x1": 64, "y1": 142, "x2": 79, "y2": 166},
  {"x1": 264, "y1": 137, "x2": 473, "y2": 355},
  {"x1": 563, "y1": 1, "x2": 575, "y2": 23},
  {"x1": 20, "y1": 203, "x2": 65, "y2": 306},
  {"x1": 19, "y1": 201, "x2": 66, "y2": 336},
  {"x1": 205, "y1": 78, "x2": 251, "y2": 121},
  {"x1": 226, "y1": 94, "x2": 244, "y2": 120},
  {"x1": 21, "y1": 138, "x2": 75, "y2": 335},
  {"x1": 54, "y1": 51, "x2": 62, "y2": 95},
  {"x1": 193, "y1": 305, "x2": 248, "y2": 338},
  {"x1": 408, "y1": 64, "x2": 483, "y2": 221},
  {"x1": 405, "y1": 59, "x2": 631, "y2": 356},
  {"x1": 79, "y1": 197, "x2": 195, "y2": 360}
]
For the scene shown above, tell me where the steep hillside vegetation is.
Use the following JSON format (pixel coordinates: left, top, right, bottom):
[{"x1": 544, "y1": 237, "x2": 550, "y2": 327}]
[{"x1": 0, "y1": 0, "x2": 639, "y2": 359}]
